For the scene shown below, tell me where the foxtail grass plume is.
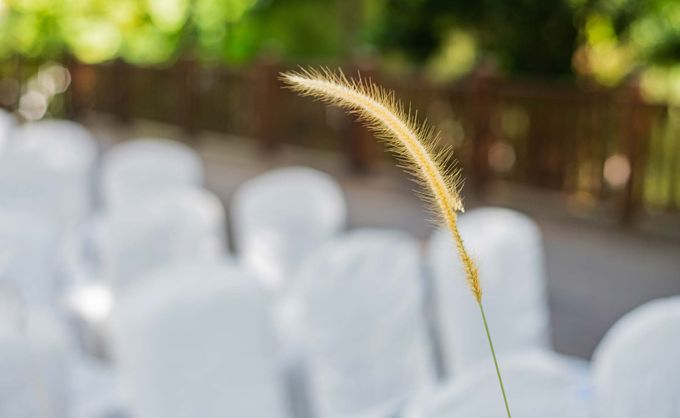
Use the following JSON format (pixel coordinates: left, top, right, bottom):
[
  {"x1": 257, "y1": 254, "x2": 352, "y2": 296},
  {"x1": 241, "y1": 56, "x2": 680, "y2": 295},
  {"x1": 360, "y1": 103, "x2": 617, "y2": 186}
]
[
  {"x1": 281, "y1": 67, "x2": 481, "y2": 302},
  {"x1": 281, "y1": 67, "x2": 510, "y2": 417}
]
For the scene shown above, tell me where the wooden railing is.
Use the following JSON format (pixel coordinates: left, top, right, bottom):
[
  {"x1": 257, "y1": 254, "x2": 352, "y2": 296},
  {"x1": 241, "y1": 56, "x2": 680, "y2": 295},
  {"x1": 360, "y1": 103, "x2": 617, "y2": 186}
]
[{"x1": 3, "y1": 58, "x2": 679, "y2": 225}]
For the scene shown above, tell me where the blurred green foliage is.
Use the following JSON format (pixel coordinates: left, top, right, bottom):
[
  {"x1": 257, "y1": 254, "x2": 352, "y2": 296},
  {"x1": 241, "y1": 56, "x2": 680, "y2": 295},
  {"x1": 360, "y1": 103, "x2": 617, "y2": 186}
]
[
  {"x1": 0, "y1": 0, "x2": 677, "y2": 86},
  {"x1": 0, "y1": 0, "x2": 351, "y2": 65},
  {"x1": 575, "y1": 0, "x2": 680, "y2": 99},
  {"x1": 373, "y1": 0, "x2": 578, "y2": 76},
  {"x1": 590, "y1": 0, "x2": 680, "y2": 66}
]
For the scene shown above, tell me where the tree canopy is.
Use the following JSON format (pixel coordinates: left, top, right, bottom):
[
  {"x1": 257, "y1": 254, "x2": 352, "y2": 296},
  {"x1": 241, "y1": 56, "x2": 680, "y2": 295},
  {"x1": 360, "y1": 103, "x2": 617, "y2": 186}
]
[{"x1": 0, "y1": 0, "x2": 677, "y2": 89}]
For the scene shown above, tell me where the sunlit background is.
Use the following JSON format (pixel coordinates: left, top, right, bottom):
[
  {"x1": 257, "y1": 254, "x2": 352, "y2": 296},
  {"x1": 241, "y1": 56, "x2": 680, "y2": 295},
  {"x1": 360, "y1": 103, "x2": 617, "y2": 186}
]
[{"x1": 0, "y1": 0, "x2": 679, "y2": 417}]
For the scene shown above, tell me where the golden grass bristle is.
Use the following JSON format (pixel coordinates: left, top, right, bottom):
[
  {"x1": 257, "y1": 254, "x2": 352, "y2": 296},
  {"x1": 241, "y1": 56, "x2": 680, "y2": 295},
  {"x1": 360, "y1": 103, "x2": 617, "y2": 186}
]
[{"x1": 281, "y1": 67, "x2": 482, "y2": 302}]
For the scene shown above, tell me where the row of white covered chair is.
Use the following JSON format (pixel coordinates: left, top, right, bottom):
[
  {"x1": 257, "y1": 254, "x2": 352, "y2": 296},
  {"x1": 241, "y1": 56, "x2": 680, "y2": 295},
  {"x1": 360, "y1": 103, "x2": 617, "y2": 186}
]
[
  {"x1": 0, "y1": 115, "x2": 234, "y2": 417},
  {"x1": 0, "y1": 286, "x2": 72, "y2": 418},
  {"x1": 228, "y1": 168, "x2": 547, "y2": 378},
  {"x1": 0, "y1": 113, "x2": 678, "y2": 418},
  {"x1": 4, "y1": 257, "x2": 678, "y2": 418},
  {"x1": 76, "y1": 137, "x2": 223, "y2": 294},
  {"x1": 105, "y1": 164, "x2": 347, "y2": 418},
  {"x1": 0, "y1": 116, "x2": 98, "y2": 307},
  {"x1": 0, "y1": 115, "x2": 221, "y2": 306},
  {"x1": 228, "y1": 164, "x2": 680, "y2": 418},
  {"x1": 230, "y1": 164, "x2": 561, "y2": 417},
  {"x1": 122, "y1": 192, "x2": 680, "y2": 418},
  {"x1": 0, "y1": 113, "x2": 86, "y2": 418},
  {"x1": 400, "y1": 296, "x2": 680, "y2": 418}
]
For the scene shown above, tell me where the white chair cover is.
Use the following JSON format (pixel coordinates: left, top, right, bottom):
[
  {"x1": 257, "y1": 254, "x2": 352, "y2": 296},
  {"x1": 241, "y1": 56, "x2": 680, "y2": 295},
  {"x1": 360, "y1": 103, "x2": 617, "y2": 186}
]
[
  {"x1": 0, "y1": 208, "x2": 61, "y2": 306},
  {"x1": 427, "y1": 207, "x2": 550, "y2": 375},
  {"x1": 231, "y1": 166, "x2": 346, "y2": 290},
  {"x1": 112, "y1": 260, "x2": 288, "y2": 418},
  {"x1": 0, "y1": 309, "x2": 71, "y2": 418},
  {"x1": 0, "y1": 333, "x2": 58, "y2": 418},
  {"x1": 592, "y1": 296, "x2": 680, "y2": 418},
  {"x1": 283, "y1": 229, "x2": 434, "y2": 418},
  {"x1": 0, "y1": 119, "x2": 97, "y2": 230},
  {"x1": 99, "y1": 187, "x2": 227, "y2": 292},
  {"x1": 403, "y1": 350, "x2": 590, "y2": 418},
  {"x1": 0, "y1": 283, "x2": 24, "y2": 335},
  {"x1": 0, "y1": 108, "x2": 16, "y2": 153},
  {"x1": 101, "y1": 138, "x2": 203, "y2": 211},
  {"x1": 25, "y1": 309, "x2": 72, "y2": 417}
]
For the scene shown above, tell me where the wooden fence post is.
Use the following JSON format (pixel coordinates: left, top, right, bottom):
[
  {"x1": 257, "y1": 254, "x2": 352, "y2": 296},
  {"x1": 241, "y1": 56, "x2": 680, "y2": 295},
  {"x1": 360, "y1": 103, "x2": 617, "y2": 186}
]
[
  {"x1": 65, "y1": 56, "x2": 81, "y2": 119},
  {"x1": 251, "y1": 58, "x2": 281, "y2": 152},
  {"x1": 113, "y1": 59, "x2": 131, "y2": 124},
  {"x1": 177, "y1": 57, "x2": 198, "y2": 137},
  {"x1": 619, "y1": 76, "x2": 648, "y2": 225},
  {"x1": 466, "y1": 64, "x2": 497, "y2": 189}
]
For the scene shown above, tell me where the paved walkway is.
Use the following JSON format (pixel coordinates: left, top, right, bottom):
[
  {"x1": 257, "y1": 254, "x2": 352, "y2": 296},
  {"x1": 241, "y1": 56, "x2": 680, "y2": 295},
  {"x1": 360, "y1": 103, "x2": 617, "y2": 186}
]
[{"x1": 86, "y1": 115, "x2": 680, "y2": 359}]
